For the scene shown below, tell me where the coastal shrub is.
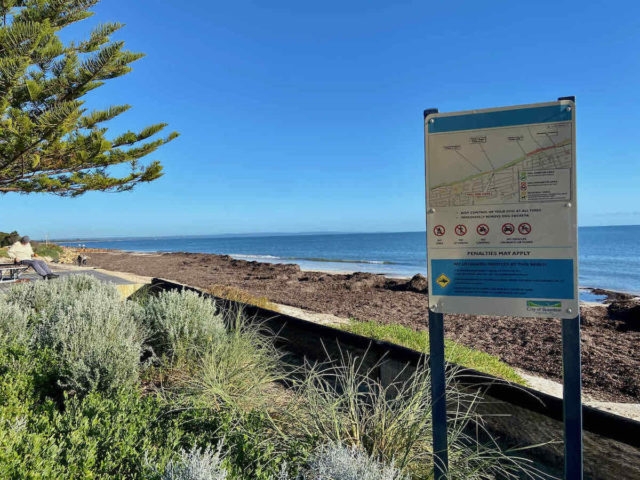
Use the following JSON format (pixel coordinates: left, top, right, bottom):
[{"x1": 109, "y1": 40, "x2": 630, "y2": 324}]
[
  {"x1": 155, "y1": 444, "x2": 228, "y2": 480},
  {"x1": 0, "y1": 356, "x2": 66, "y2": 479},
  {"x1": 142, "y1": 290, "x2": 225, "y2": 361},
  {"x1": 39, "y1": 289, "x2": 144, "y2": 395},
  {"x1": 0, "y1": 389, "x2": 186, "y2": 479},
  {"x1": 302, "y1": 443, "x2": 407, "y2": 480},
  {"x1": 3, "y1": 274, "x2": 120, "y2": 317},
  {"x1": 173, "y1": 406, "x2": 314, "y2": 480},
  {"x1": 179, "y1": 313, "x2": 284, "y2": 412},
  {"x1": 0, "y1": 302, "x2": 30, "y2": 345},
  {"x1": 51, "y1": 389, "x2": 185, "y2": 479}
]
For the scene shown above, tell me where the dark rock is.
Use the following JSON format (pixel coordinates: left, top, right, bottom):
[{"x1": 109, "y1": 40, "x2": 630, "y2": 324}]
[
  {"x1": 385, "y1": 274, "x2": 428, "y2": 293},
  {"x1": 406, "y1": 274, "x2": 428, "y2": 293},
  {"x1": 345, "y1": 272, "x2": 386, "y2": 291},
  {"x1": 608, "y1": 299, "x2": 640, "y2": 331}
]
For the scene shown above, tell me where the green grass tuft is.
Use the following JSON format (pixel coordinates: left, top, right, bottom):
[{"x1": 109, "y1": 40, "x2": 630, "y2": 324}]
[{"x1": 337, "y1": 320, "x2": 526, "y2": 385}]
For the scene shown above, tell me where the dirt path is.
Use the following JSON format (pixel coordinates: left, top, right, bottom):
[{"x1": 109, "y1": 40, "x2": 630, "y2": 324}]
[{"x1": 84, "y1": 250, "x2": 640, "y2": 402}]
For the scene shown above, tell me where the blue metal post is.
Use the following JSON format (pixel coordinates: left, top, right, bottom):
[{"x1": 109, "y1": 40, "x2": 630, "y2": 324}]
[
  {"x1": 429, "y1": 308, "x2": 448, "y2": 479},
  {"x1": 562, "y1": 316, "x2": 583, "y2": 480}
]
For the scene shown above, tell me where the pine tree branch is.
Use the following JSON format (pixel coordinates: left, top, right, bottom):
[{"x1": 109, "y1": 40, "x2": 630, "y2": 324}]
[{"x1": 0, "y1": 0, "x2": 178, "y2": 196}]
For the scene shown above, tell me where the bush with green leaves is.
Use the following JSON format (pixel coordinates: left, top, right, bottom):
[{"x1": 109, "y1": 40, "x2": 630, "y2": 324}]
[
  {"x1": 52, "y1": 389, "x2": 186, "y2": 479},
  {"x1": 142, "y1": 290, "x2": 225, "y2": 361},
  {"x1": 0, "y1": 345, "x2": 66, "y2": 479}
]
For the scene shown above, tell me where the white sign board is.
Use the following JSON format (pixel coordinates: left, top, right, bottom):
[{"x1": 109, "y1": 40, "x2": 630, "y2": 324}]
[{"x1": 425, "y1": 100, "x2": 578, "y2": 318}]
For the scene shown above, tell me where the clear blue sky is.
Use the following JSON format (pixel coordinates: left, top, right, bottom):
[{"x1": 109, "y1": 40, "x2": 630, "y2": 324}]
[{"x1": 3, "y1": 0, "x2": 640, "y2": 239}]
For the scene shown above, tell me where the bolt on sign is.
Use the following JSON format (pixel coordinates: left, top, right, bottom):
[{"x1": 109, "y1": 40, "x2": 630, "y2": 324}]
[{"x1": 425, "y1": 100, "x2": 578, "y2": 318}]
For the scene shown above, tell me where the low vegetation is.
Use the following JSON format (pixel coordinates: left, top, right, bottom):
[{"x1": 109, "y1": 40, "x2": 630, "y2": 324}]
[
  {"x1": 336, "y1": 320, "x2": 526, "y2": 385},
  {"x1": 33, "y1": 243, "x2": 65, "y2": 262},
  {"x1": 142, "y1": 289, "x2": 226, "y2": 361},
  {"x1": 0, "y1": 276, "x2": 547, "y2": 479}
]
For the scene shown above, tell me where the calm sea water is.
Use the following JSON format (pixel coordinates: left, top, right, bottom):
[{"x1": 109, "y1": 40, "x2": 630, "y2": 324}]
[{"x1": 59, "y1": 226, "x2": 640, "y2": 294}]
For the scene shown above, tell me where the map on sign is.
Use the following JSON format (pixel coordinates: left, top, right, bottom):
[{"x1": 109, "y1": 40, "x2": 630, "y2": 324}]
[{"x1": 428, "y1": 122, "x2": 571, "y2": 207}]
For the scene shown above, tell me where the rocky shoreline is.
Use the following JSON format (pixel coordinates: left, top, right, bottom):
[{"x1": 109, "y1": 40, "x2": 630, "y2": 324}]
[{"x1": 78, "y1": 249, "x2": 640, "y2": 402}]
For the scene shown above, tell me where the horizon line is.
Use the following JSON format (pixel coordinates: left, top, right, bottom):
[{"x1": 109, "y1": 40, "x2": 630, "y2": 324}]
[{"x1": 45, "y1": 223, "x2": 640, "y2": 242}]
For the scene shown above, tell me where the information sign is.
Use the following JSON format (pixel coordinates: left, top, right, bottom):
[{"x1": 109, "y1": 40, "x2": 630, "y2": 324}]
[{"x1": 425, "y1": 100, "x2": 578, "y2": 318}]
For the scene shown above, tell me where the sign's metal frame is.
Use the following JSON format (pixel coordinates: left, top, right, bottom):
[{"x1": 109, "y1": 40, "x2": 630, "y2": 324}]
[{"x1": 423, "y1": 97, "x2": 583, "y2": 480}]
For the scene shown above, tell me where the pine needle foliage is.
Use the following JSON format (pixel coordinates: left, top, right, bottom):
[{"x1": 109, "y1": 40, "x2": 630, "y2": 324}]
[{"x1": 0, "y1": 0, "x2": 178, "y2": 196}]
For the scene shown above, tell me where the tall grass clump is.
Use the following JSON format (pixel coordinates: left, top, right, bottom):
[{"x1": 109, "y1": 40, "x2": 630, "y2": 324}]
[
  {"x1": 292, "y1": 353, "x2": 547, "y2": 479},
  {"x1": 302, "y1": 443, "x2": 407, "y2": 480},
  {"x1": 142, "y1": 290, "x2": 226, "y2": 362},
  {"x1": 178, "y1": 312, "x2": 284, "y2": 413},
  {"x1": 38, "y1": 289, "x2": 144, "y2": 395}
]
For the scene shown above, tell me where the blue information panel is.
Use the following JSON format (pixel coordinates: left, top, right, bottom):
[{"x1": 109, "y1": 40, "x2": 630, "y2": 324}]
[{"x1": 425, "y1": 100, "x2": 578, "y2": 318}]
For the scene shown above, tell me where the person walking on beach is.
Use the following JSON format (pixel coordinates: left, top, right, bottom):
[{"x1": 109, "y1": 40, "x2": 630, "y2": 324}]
[{"x1": 7, "y1": 236, "x2": 59, "y2": 279}]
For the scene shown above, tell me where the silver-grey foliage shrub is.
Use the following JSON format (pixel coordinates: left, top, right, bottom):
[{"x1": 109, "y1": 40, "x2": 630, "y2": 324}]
[
  {"x1": 3, "y1": 274, "x2": 120, "y2": 317},
  {"x1": 142, "y1": 290, "x2": 225, "y2": 361},
  {"x1": 40, "y1": 288, "x2": 144, "y2": 394},
  {"x1": 302, "y1": 443, "x2": 407, "y2": 480},
  {"x1": 0, "y1": 302, "x2": 30, "y2": 345},
  {"x1": 160, "y1": 445, "x2": 228, "y2": 480}
]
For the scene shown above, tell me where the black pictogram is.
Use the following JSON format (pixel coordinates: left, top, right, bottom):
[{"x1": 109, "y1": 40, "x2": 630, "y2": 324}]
[
  {"x1": 518, "y1": 222, "x2": 532, "y2": 235},
  {"x1": 502, "y1": 223, "x2": 515, "y2": 235},
  {"x1": 433, "y1": 225, "x2": 446, "y2": 237},
  {"x1": 476, "y1": 224, "x2": 489, "y2": 236}
]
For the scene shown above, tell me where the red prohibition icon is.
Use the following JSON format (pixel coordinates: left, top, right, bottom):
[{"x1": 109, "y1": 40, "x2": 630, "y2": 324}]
[
  {"x1": 476, "y1": 224, "x2": 489, "y2": 236},
  {"x1": 433, "y1": 225, "x2": 446, "y2": 237},
  {"x1": 502, "y1": 223, "x2": 515, "y2": 235},
  {"x1": 518, "y1": 222, "x2": 532, "y2": 235},
  {"x1": 454, "y1": 224, "x2": 467, "y2": 236}
]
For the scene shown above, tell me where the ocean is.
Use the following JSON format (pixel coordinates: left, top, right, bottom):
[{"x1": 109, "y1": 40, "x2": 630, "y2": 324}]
[{"x1": 59, "y1": 225, "x2": 640, "y2": 295}]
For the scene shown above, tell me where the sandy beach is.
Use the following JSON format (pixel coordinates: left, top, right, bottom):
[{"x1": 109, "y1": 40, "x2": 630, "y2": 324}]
[{"x1": 80, "y1": 249, "x2": 640, "y2": 403}]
